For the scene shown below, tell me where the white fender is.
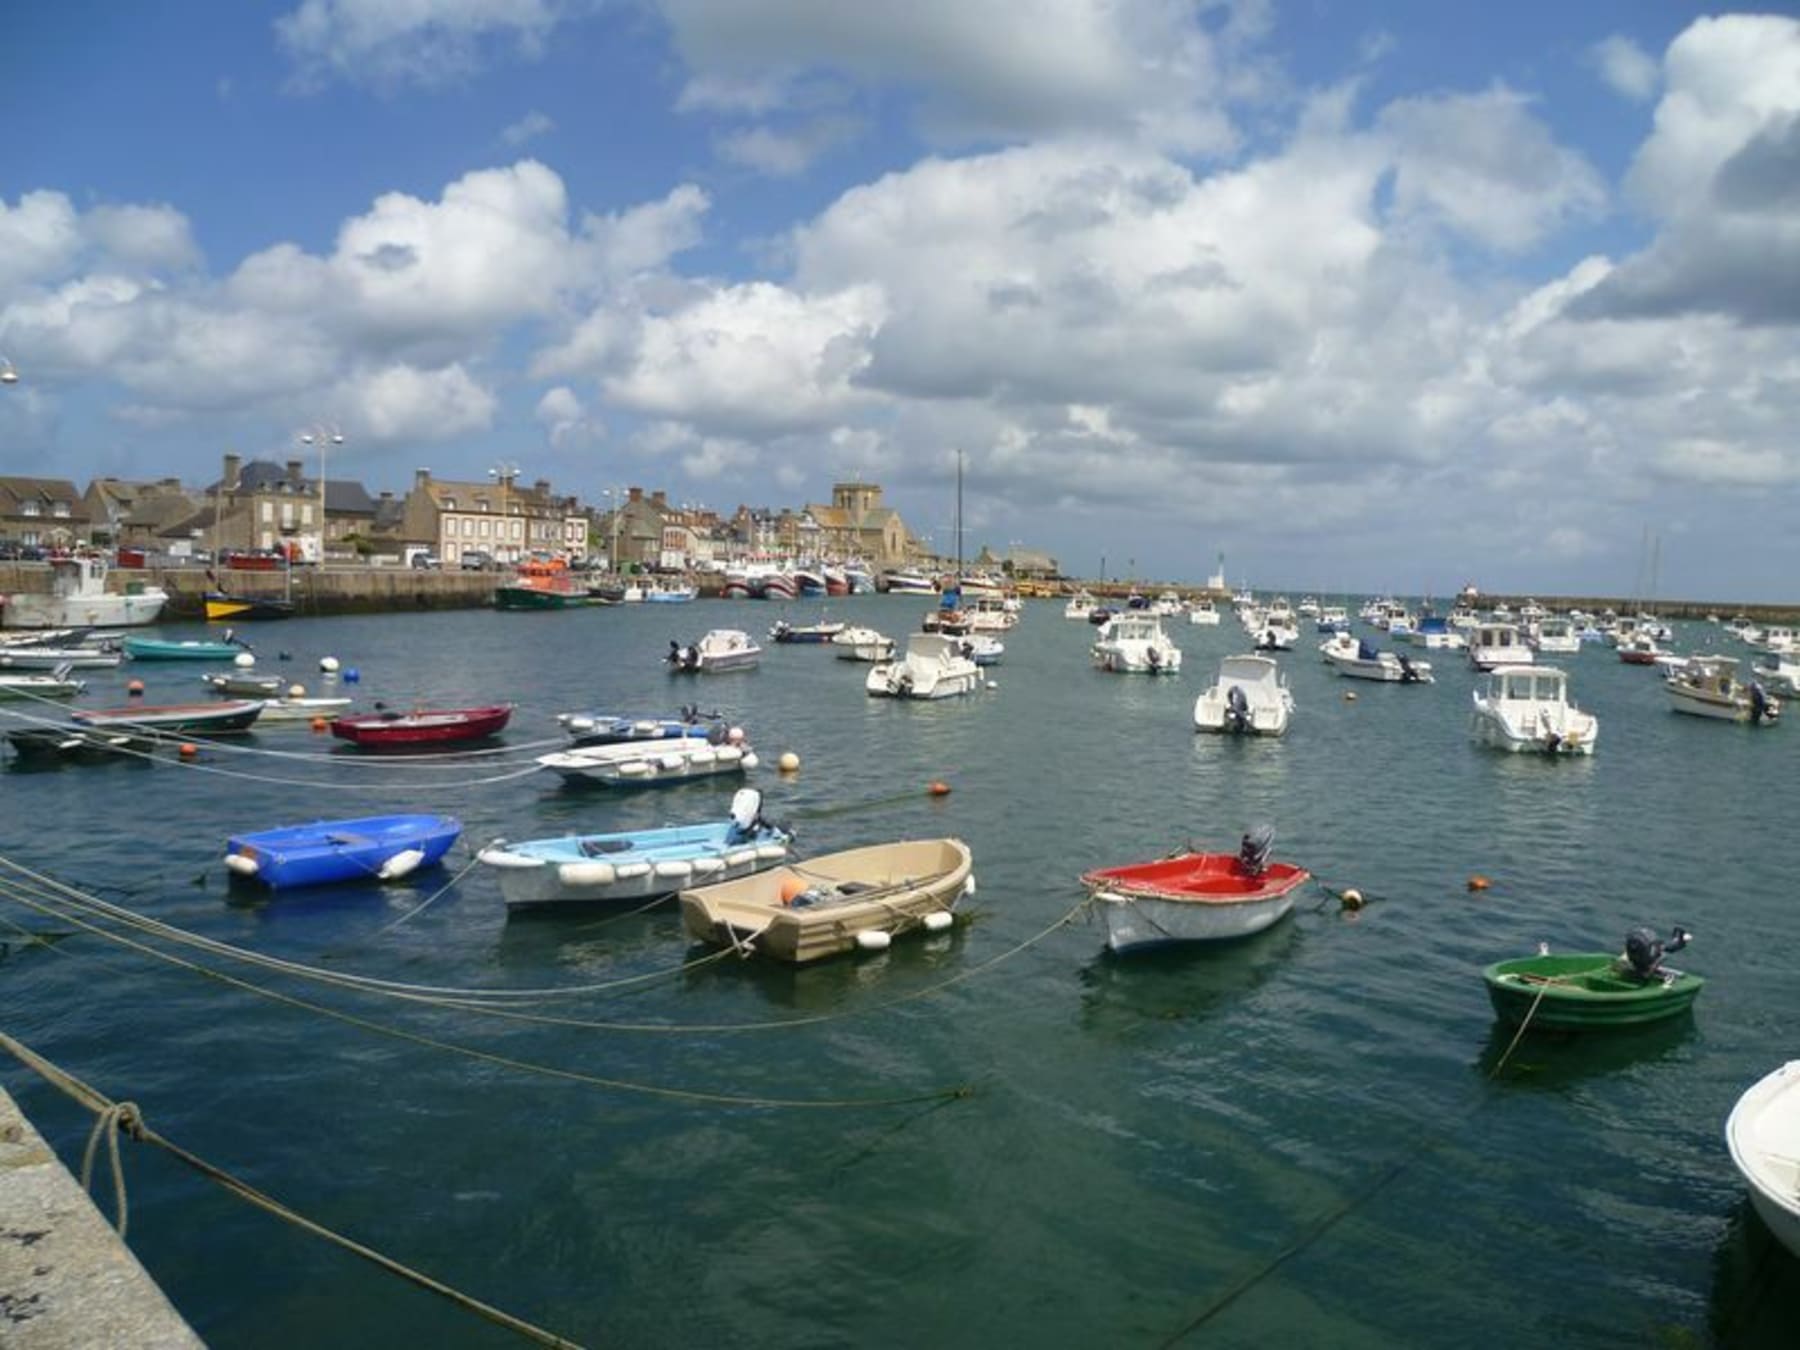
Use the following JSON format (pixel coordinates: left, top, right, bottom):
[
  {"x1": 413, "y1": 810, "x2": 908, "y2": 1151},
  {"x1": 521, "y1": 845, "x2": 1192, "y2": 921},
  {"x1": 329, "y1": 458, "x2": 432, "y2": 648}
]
[
  {"x1": 715, "y1": 745, "x2": 742, "y2": 763},
  {"x1": 557, "y1": 860, "x2": 617, "y2": 887},
  {"x1": 754, "y1": 843, "x2": 788, "y2": 861},
  {"x1": 723, "y1": 849, "x2": 757, "y2": 868},
  {"x1": 686, "y1": 748, "x2": 716, "y2": 766},
  {"x1": 565, "y1": 716, "x2": 595, "y2": 732},
  {"x1": 476, "y1": 846, "x2": 540, "y2": 869},
  {"x1": 223, "y1": 852, "x2": 260, "y2": 877},
  {"x1": 617, "y1": 761, "x2": 652, "y2": 777},
  {"x1": 377, "y1": 848, "x2": 426, "y2": 880},
  {"x1": 613, "y1": 861, "x2": 652, "y2": 880},
  {"x1": 659, "y1": 752, "x2": 686, "y2": 771},
  {"x1": 854, "y1": 929, "x2": 892, "y2": 952},
  {"x1": 923, "y1": 911, "x2": 954, "y2": 933},
  {"x1": 963, "y1": 875, "x2": 977, "y2": 896},
  {"x1": 653, "y1": 859, "x2": 693, "y2": 880},
  {"x1": 690, "y1": 857, "x2": 726, "y2": 876},
  {"x1": 741, "y1": 752, "x2": 759, "y2": 769},
  {"x1": 633, "y1": 719, "x2": 660, "y2": 734}
]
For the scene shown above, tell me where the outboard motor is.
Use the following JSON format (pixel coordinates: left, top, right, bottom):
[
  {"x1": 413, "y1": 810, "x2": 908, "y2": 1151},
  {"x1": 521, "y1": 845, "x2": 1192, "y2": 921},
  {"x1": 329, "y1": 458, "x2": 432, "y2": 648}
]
[
  {"x1": 666, "y1": 639, "x2": 682, "y2": 667},
  {"x1": 1398, "y1": 654, "x2": 1421, "y2": 683},
  {"x1": 1237, "y1": 825, "x2": 1274, "y2": 877},
  {"x1": 1622, "y1": 925, "x2": 1693, "y2": 980},
  {"x1": 727, "y1": 788, "x2": 765, "y2": 842},
  {"x1": 1750, "y1": 681, "x2": 1771, "y2": 724},
  {"x1": 1225, "y1": 684, "x2": 1251, "y2": 732}
]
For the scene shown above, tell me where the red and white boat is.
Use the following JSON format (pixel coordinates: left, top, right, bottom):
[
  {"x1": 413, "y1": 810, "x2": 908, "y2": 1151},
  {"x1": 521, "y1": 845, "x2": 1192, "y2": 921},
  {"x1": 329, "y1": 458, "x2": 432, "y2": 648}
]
[
  {"x1": 1079, "y1": 829, "x2": 1311, "y2": 953},
  {"x1": 330, "y1": 704, "x2": 514, "y2": 750}
]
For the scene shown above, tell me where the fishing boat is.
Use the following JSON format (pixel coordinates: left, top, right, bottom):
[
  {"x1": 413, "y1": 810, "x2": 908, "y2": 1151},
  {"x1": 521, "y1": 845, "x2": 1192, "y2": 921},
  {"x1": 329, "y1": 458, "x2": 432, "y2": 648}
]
[
  {"x1": 1187, "y1": 598, "x2": 1221, "y2": 626},
  {"x1": 831, "y1": 627, "x2": 896, "y2": 662},
  {"x1": 1092, "y1": 614, "x2": 1182, "y2": 674},
  {"x1": 71, "y1": 699, "x2": 265, "y2": 737},
  {"x1": 667, "y1": 629, "x2": 762, "y2": 673},
  {"x1": 1, "y1": 556, "x2": 168, "y2": 630},
  {"x1": 1080, "y1": 828, "x2": 1311, "y2": 953},
  {"x1": 1193, "y1": 654, "x2": 1294, "y2": 735},
  {"x1": 769, "y1": 618, "x2": 845, "y2": 644},
  {"x1": 203, "y1": 592, "x2": 294, "y2": 622},
  {"x1": 495, "y1": 558, "x2": 583, "y2": 610},
  {"x1": 1468, "y1": 622, "x2": 1533, "y2": 671},
  {"x1": 881, "y1": 569, "x2": 937, "y2": 596},
  {"x1": 1530, "y1": 616, "x2": 1580, "y2": 654},
  {"x1": 1323, "y1": 639, "x2": 1433, "y2": 683},
  {"x1": 1666, "y1": 656, "x2": 1780, "y2": 724},
  {"x1": 253, "y1": 696, "x2": 354, "y2": 724},
  {"x1": 1064, "y1": 589, "x2": 1098, "y2": 621},
  {"x1": 329, "y1": 704, "x2": 514, "y2": 749},
  {"x1": 866, "y1": 632, "x2": 981, "y2": 700},
  {"x1": 535, "y1": 735, "x2": 756, "y2": 787},
  {"x1": 643, "y1": 583, "x2": 698, "y2": 603},
  {"x1": 1408, "y1": 614, "x2": 1467, "y2": 650},
  {"x1": 1470, "y1": 666, "x2": 1597, "y2": 754},
  {"x1": 1726, "y1": 1061, "x2": 1800, "y2": 1262},
  {"x1": 679, "y1": 838, "x2": 974, "y2": 963},
  {"x1": 554, "y1": 708, "x2": 723, "y2": 747},
  {"x1": 1482, "y1": 927, "x2": 1702, "y2": 1031},
  {"x1": 0, "y1": 666, "x2": 85, "y2": 700},
  {"x1": 202, "y1": 671, "x2": 288, "y2": 698},
  {"x1": 224, "y1": 813, "x2": 463, "y2": 890},
  {"x1": 123, "y1": 634, "x2": 249, "y2": 661},
  {"x1": 477, "y1": 788, "x2": 790, "y2": 909},
  {"x1": 1754, "y1": 652, "x2": 1800, "y2": 699}
]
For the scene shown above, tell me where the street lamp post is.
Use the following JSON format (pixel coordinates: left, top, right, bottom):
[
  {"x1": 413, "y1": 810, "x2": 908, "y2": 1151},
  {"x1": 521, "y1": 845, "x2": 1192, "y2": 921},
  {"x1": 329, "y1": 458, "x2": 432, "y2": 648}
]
[
  {"x1": 601, "y1": 486, "x2": 625, "y2": 575},
  {"x1": 300, "y1": 425, "x2": 344, "y2": 569},
  {"x1": 488, "y1": 461, "x2": 520, "y2": 563}
]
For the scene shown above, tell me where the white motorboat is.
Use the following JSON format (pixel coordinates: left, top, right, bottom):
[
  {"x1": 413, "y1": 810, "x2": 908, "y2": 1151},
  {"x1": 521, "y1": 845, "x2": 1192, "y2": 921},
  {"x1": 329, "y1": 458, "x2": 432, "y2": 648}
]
[
  {"x1": 1407, "y1": 615, "x2": 1466, "y2": 650},
  {"x1": 1297, "y1": 597, "x2": 1321, "y2": 618},
  {"x1": 1063, "y1": 589, "x2": 1098, "y2": 621},
  {"x1": 0, "y1": 642, "x2": 122, "y2": 670},
  {"x1": 1193, "y1": 654, "x2": 1294, "y2": 735},
  {"x1": 1, "y1": 557, "x2": 169, "y2": 630},
  {"x1": 0, "y1": 666, "x2": 85, "y2": 700},
  {"x1": 1149, "y1": 591, "x2": 1184, "y2": 618},
  {"x1": 1318, "y1": 632, "x2": 1360, "y2": 662},
  {"x1": 478, "y1": 788, "x2": 791, "y2": 910},
  {"x1": 1754, "y1": 652, "x2": 1800, "y2": 698},
  {"x1": 966, "y1": 596, "x2": 1017, "y2": 632},
  {"x1": 1092, "y1": 614, "x2": 1181, "y2": 675},
  {"x1": 253, "y1": 696, "x2": 355, "y2": 723},
  {"x1": 1726, "y1": 1061, "x2": 1800, "y2": 1264},
  {"x1": 1323, "y1": 639, "x2": 1433, "y2": 683},
  {"x1": 1530, "y1": 616, "x2": 1581, "y2": 654},
  {"x1": 882, "y1": 568, "x2": 937, "y2": 595},
  {"x1": 1252, "y1": 618, "x2": 1299, "y2": 652},
  {"x1": 667, "y1": 629, "x2": 762, "y2": 674},
  {"x1": 1081, "y1": 829, "x2": 1312, "y2": 953},
  {"x1": 1469, "y1": 622, "x2": 1533, "y2": 671},
  {"x1": 1187, "y1": 598, "x2": 1221, "y2": 626},
  {"x1": 1469, "y1": 665, "x2": 1597, "y2": 755},
  {"x1": 536, "y1": 736, "x2": 758, "y2": 786},
  {"x1": 831, "y1": 626, "x2": 896, "y2": 662},
  {"x1": 866, "y1": 632, "x2": 981, "y2": 700},
  {"x1": 956, "y1": 634, "x2": 1004, "y2": 666},
  {"x1": 1666, "y1": 656, "x2": 1780, "y2": 724}
]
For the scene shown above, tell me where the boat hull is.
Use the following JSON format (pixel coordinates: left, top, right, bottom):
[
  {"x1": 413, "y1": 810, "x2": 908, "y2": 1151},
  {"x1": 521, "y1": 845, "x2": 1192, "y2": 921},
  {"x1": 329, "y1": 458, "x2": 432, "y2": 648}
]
[
  {"x1": 1081, "y1": 854, "x2": 1311, "y2": 953},
  {"x1": 72, "y1": 700, "x2": 265, "y2": 737},
  {"x1": 204, "y1": 593, "x2": 295, "y2": 622},
  {"x1": 0, "y1": 647, "x2": 123, "y2": 670},
  {"x1": 1727, "y1": 1061, "x2": 1800, "y2": 1262},
  {"x1": 495, "y1": 586, "x2": 582, "y2": 610},
  {"x1": 1482, "y1": 954, "x2": 1704, "y2": 1030},
  {"x1": 226, "y1": 814, "x2": 462, "y2": 889},
  {"x1": 479, "y1": 823, "x2": 791, "y2": 909},
  {"x1": 536, "y1": 739, "x2": 755, "y2": 787},
  {"x1": 122, "y1": 638, "x2": 246, "y2": 661},
  {"x1": 1, "y1": 591, "x2": 168, "y2": 630},
  {"x1": 330, "y1": 704, "x2": 513, "y2": 749}
]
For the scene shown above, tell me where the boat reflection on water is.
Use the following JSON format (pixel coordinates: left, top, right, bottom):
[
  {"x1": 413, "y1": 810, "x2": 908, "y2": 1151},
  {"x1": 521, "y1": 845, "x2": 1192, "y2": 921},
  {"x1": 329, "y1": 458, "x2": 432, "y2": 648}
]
[
  {"x1": 1708, "y1": 1195, "x2": 1800, "y2": 1347},
  {"x1": 680, "y1": 918, "x2": 970, "y2": 1011},
  {"x1": 1076, "y1": 916, "x2": 1301, "y2": 1038},
  {"x1": 1472, "y1": 1012, "x2": 1696, "y2": 1087}
]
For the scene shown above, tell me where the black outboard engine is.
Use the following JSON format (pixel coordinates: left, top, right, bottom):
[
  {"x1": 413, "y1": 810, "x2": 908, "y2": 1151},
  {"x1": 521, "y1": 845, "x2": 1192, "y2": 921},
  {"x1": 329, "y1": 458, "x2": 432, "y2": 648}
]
[
  {"x1": 1622, "y1": 925, "x2": 1693, "y2": 980},
  {"x1": 1225, "y1": 684, "x2": 1250, "y2": 732},
  {"x1": 1237, "y1": 824, "x2": 1274, "y2": 877},
  {"x1": 666, "y1": 639, "x2": 682, "y2": 666},
  {"x1": 1750, "y1": 681, "x2": 1770, "y2": 724}
]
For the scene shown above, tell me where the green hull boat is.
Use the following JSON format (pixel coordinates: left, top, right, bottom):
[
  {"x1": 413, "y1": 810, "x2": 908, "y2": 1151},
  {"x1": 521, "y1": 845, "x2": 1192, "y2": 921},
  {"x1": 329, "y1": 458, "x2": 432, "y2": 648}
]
[
  {"x1": 494, "y1": 585, "x2": 582, "y2": 611},
  {"x1": 123, "y1": 636, "x2": 249, "y2": 661},
  {"x1": 1483, "y1": 952, "x2": 1704, "y2": 1031}
]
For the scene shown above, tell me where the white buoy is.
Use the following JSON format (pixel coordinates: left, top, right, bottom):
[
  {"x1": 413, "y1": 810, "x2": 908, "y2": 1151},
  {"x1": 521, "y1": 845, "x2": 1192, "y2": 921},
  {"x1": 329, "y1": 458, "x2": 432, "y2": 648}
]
[
  {"x1": 923, "y1": 911, "x2": 954, "y2": 933},
  {"x1": 234, "y1": 651, "x2": 256, "y2": 668},
  {"x1": 986, "y1": 680, "x2": 999, "y2": 689},
  {"x1": 376, "y1": 848, "x2": 426, "y2": 880},
  {"x1": 854, "y1": 929, "x2": 892, "y2": 953},
  {"x1": 287, "y1": 683, "x2": 306, "y2": 698},
  {"x1": 963, "y1": 876, "x2": 978, "y2": 896},
  {"x1": 319, "y1": 655, "x2": 341, "y2": 673},
  {"x1": 778, "y1": 751, "x2": 800, "y2": 772},
  {"x1": 727, "y1": 725, "x2": 746, "y2": 745},
  {"x1": 222, "y1": 853, "x2": 259, "y2": 877}
]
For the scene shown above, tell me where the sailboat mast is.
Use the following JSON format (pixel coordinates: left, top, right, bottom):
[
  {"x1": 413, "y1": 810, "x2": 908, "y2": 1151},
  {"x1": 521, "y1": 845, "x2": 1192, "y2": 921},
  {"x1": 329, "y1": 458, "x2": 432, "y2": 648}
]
[{"x1": 955, "y1": 449, "x2": 964, "y2": 574}]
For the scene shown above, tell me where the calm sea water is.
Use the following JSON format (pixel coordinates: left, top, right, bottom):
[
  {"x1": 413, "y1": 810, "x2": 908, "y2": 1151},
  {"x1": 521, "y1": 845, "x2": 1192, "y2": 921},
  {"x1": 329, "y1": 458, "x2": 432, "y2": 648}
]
[{"x1": 1, "y1": 598, "x2": 1795, "y2": 1348}]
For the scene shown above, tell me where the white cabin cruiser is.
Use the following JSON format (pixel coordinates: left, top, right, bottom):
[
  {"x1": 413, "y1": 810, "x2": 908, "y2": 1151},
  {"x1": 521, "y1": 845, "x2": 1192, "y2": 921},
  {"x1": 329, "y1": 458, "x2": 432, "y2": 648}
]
[
  {"x1": 1092, "y1": 614, "x2": 1182, "y2": 674},
  {"x1": 1194, "y1": 654, "x2": 1295, "y2": 735},
  {"x1": 831, "y1": 627, "x2": 896, "y2": 662},
  {"x1": 866, "y1": 632, "x2": 981, "y2": 700},
  {"x1": 1063, "y1": 589, "x2": 1098, "y2": 621},
  {"x1": 1323, "y1": 638, "x2": 1433, "y2": 683},
  {"x1": 1530, "y1": 616, "x2": 1581, "y2": 654},
  {"x1": 667, "y1": 629, "x2": 762, "y2": 674},
  {"x1": 1468, "y1": 622, "x2": 1533, "y2": 671},
  {"x1": 1469, "y1": 665, "x2": 1597, "y2": 755},
  {"x1": 2, "y1": 557, "x2": 168, "y2": 630},
  {"x1": 1666, "y1": 656, "x2": 1780, "y2": 724},
  {"x1": 1187, "y1": 598, "x2": 1221, "y2": 626}
]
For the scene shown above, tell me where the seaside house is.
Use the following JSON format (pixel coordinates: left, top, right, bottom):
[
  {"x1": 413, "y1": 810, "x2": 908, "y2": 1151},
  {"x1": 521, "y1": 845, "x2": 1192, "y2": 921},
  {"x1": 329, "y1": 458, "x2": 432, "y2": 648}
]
[
  {"x1": 0, "y1": 476, "x2": 93, "y2": 550},
  {"x1": 398, "y1": 468, "x2": 586, "y2": 566}
]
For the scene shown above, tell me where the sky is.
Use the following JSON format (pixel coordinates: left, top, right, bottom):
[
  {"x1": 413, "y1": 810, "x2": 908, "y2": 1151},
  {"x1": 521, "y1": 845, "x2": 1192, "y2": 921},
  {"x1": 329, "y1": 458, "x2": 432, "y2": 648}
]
[{"x1": 3, "y1": 1, "x2": 1798, "y2": 600}]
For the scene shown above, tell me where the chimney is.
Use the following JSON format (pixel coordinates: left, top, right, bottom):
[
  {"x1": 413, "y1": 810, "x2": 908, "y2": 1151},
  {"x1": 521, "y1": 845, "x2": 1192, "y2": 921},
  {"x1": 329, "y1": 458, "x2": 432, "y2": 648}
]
[
  {"x1": 378, "y1": 490, "x2": 393, "y2": 503},
  {"x1": 223, "y1": 452, "x2": 241, "y2": 489},
  {"x1": 533, "y1": 479, "x2": 550, "y2": 495},
  {"x1": 414, "y1": 468, "x2": 431, "y2": 489},
  {"x1": 285, "y1": 459, "x2": 304, "y2": 485},
  {"x1": 628, "y1": 487, "x2": 643, "y2": 503},
  {"x1": 650, "y1": 490, "x2": 667, "y2": 507}
]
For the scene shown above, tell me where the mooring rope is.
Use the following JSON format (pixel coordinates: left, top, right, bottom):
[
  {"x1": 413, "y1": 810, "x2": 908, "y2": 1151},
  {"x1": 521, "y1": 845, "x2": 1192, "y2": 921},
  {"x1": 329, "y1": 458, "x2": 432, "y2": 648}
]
[{"x1": 0, "y1": 1029, "x2": 581, "y2": 1347}]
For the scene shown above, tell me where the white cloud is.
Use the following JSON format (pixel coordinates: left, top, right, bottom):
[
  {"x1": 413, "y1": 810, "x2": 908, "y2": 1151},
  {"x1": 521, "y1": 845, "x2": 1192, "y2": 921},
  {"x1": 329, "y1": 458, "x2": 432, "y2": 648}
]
[
  {"x1": 0, "y1": 192, "x2": 85, "y2": 294},
  {"x1": 341, "y1": 362, "x2": 497, "y2": 441},
  {"x1": 501, "y1": 110, "x2": 556, "y2": 146},
  {"x1": 535, "y1": 384, "x2": 605, "y2": 447},
  {"x1": 277, "y1": 0, "x2": 561, "y2": 89},
  {"x1": 716, "y1": 117, "x2": 859, "y2": 177},
  {"x1": 1591, "y1": 34, "x2": 1659, "y2": 102}
]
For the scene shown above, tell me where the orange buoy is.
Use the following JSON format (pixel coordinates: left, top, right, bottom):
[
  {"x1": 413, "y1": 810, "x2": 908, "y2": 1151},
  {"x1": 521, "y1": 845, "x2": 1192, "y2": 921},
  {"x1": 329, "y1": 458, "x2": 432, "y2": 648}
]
[
  {"x1": 127, "y1": 679, "x2": 145, "y2": 696},
  {"x1": 1467, "y1": 875, "x2": 1491, "y2": 892},
  {"x1": 310, "y1": 716, "x2": 329, "y2": 732},
  {"x1": 178, "y1": 742, "x2": 198, "y2": 759},
  {"x1": 778, "y1": 875, "x2": 809, "y2": 906},
  {"x1": 928, "y1": 780, "x2": 952, "y2": 797}
]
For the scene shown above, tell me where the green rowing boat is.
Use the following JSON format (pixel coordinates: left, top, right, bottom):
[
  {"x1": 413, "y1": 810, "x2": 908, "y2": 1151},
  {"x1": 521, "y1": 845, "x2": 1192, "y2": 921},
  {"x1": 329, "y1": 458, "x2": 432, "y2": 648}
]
[{"x1": 1484, "y1": 934, "x2": 1704, "y2": 1032}]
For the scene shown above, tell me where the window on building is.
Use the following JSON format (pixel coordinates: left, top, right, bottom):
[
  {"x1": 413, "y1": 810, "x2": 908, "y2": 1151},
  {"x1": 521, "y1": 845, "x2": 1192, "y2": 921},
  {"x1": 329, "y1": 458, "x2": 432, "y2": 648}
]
[
  {"x1": 301, "y1": 504, "x2": 313, "y2": 524},
  {"x1": 443, "y1": 497, "x2": 457, "y2": 511},
  {"x1": 51, "y1": 501, "x2": 70, "y2": 518},
  {"x1": 479, "y1": 519, "x2": 489, "y2": 538},
  {"x1": 261, "y1": 501, "x2": 273, "y2": 523},
  {"x1": 21, "y1": 501, "x2": 40, "y2": 517},
  {"x1": 511, "y1": 521, "x2": 522, "y2": 541}
]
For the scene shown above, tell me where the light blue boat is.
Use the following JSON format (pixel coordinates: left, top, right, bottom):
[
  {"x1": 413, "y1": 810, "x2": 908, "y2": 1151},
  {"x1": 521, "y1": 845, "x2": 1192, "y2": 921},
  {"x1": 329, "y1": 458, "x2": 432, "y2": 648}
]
[
  {"x1": 125, "y1": 634, "x2": 249, "y2": 661},
  {"x1": 224, "y1": 813, "x2": 462, "y2": 890},
  {"x1": 477, "y1": 789, "x2": 789, "y2": 910},
  {"x1": 553, "y1": 707, "x2": 723, "y2": 747}
]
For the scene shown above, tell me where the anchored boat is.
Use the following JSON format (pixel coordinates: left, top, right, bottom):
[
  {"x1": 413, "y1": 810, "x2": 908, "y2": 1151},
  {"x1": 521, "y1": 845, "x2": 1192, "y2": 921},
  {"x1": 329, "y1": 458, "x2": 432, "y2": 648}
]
[
  {"x1": 71, "y1": 699, "x2": 265, "y2": 737},
  {"x1": 1726, "y1": 1061, "x2": 1800, "y2": 1263},
  {"x1": 123, "y1": 634, "x2": 250, "y2": 661},
  {"x1": 224, "y1": 813, "x2": 463, "y2": 889},
  {"x1": 535, "y1": 735, "x2": 756, "y2": 787},
  {"x1": 1483, "y1": 927, "x2": 1702, "y2": 1031},
  {"x1": 330, "y1": 704, "x2": 513, "y2": 750},
  {"x1": 1080, "y1": 828, "x2": 1311, "y2": 953}
]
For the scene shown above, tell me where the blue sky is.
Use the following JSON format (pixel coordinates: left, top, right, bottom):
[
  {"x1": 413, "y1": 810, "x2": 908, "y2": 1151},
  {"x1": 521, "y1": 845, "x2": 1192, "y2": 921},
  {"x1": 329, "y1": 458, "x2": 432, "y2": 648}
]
[{"x1": 3, "y1": 2, "x2": 1797, "y2": 599}]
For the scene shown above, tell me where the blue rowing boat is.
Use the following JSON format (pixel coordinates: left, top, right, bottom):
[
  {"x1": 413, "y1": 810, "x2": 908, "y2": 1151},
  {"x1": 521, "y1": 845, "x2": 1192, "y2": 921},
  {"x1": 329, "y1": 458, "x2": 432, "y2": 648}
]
[
  {"x1": 223, "y1": 813, "x2": 463, "y2": 890},
  {"x1": 476, "y1": 789, "x2": 788, "y2": 909},
  {"x1": 124, "y1": 634, "x2": 249, "y2": 661},
  {"x1": 553, "y1": 706, "x2": 723, "y2": 747}
]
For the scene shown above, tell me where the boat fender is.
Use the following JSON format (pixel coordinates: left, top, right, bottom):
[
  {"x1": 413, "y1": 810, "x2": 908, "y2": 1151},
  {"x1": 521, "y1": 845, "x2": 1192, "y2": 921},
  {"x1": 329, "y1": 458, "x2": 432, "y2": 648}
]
[
  {"x1": 618, "y1": 761, "x2": 653, "y2": 777},
  {"x1": 716, "y1": 745, "x2": 742, "y2": 763},
  {"x1": 923, "y1": 911, "x2": 954, "y2": 933},
  {"x1": 754, "y1": 843, "x2": 788, "y2": 861},
  {"x1": 653, "y1": 860, "x2": 693, "y2": 880},
  {"x1": 724, "y1": 849, "x2": 757, "y2": 868},
  {"x1": 659, "y1": 752, "x2": 686, "y2": 771},
  {"x1": 741, "y1": 752, "x2": 759, "y2": 769},
  {"x1": 855, "y1": 929, "x2": 892, "y2": 953},
  {"x1": 691, "y1": 857, "x2": 726, "y2": 876},
  {"x1": 558, "y1": 861, "x2": 617, "y2": 887},
  {"x1": 963, "y1": 875, "x2": 977, "y2": 896},
  {"x1": 567, "y1": 716, "x2": 595, "y2": 732},
  {"x1": 223, "y1": 852, "x2": 260, "y2": 877},
  {"x1": 687, "y1": 748, "x2": 716, "y2": 766},
  {"x1": 613, "y1": 862, "x2": 652, "y2": 880},
  {"x1": 377, "y1": 848, "x2": 426, "y2": 880}
]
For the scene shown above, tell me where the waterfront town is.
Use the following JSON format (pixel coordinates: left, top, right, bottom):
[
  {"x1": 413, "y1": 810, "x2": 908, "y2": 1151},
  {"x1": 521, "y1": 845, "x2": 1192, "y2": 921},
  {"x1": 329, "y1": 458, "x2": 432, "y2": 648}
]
[{"x1": 0, "y1": 456, "x2": 1062, "y2": 584}]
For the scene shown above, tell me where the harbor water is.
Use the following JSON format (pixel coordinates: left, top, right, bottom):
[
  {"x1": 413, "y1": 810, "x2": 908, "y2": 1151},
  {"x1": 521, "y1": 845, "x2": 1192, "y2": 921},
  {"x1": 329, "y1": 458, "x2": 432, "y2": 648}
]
[{"x1": 1, "y1": 598, "x2": 1794, "y2": 1348}]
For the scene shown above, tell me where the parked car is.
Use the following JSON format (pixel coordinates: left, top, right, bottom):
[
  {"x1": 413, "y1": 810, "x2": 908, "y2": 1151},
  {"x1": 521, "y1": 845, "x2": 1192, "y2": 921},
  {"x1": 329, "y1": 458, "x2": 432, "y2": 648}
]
[
  {"x1": 0, "y1": 541, "x2": 20, "y2": 561},
  {"x1": 410, "y1": 552, "x2": 442, "y2": 570},
  {"x1": 459, "y1": 550, "x2": 495, "y2": 571}
]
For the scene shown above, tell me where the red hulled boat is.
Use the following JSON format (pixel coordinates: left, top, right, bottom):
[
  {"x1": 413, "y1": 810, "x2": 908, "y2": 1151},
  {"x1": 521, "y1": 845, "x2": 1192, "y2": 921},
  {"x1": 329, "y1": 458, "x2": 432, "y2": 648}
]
[{"x1": 330, "y1": 703, "x2": 514, "y2": 750}]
